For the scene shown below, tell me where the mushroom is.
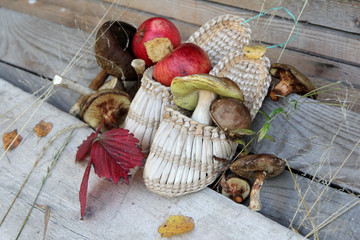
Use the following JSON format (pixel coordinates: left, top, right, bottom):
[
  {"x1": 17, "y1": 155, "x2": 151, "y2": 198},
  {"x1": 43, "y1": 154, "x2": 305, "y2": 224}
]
[
  {"x1": 92, "y1": 21, "x2": 137, "y2": 91},
  {"x1": 230, "y1": 154, "x2": 285, "y2": 211},
  {"x1": 219, "y1": 170, "x2": 250, "y2": 203},
  {"x1": 269, "y1": 63, "x2": 317, "y2": 101},
  {"x1": 53, "y1": 75, "x2": 130, "y2": 132},
  {"x1": 171, "y1": 74, "x2": 244, "y2": 125},
  {"x1": 210, "y1": 97, "x2": 252, "y2": 139},
  {"x1": 81, "y1": 89, "x2": 131, "y2": 132}
]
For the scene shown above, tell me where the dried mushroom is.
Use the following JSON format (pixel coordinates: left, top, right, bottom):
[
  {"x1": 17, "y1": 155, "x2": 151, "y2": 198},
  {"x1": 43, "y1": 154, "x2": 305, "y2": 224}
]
[
  {"x1": 230, "y1": 154, "x2": 285, "y2": 211},
  {"x1": 269, "y1": 63, "x2": 317, "y2": 101}
]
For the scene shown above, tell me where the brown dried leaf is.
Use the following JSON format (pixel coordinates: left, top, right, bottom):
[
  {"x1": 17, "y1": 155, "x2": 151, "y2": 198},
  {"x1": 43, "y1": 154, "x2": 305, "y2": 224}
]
[
  {"x1": 34, "y1": 120, "x2": 52, "y2": 137},
  {"x1": 158, "y1": 215, "x2": 194, "y2": 237},
  {"x1": 3, "y1": 129, "x2": 22, "y2": 150}
]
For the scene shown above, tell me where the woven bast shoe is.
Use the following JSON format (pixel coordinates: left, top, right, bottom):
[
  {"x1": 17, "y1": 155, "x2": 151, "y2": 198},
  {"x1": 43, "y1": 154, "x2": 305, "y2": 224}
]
[
  {"x1": 143, "y1": 50, "x2": 272, "y2": 198},
  {"x1": 123, "y1": 14, "x2": 252, "y2": 153},
  {"x1": 187, "y1": 14, "x2": 252, "y2": 66},
  {"x1": 210, "y1": 50, "x2": 272, "y2": 119},
  {"x1": 143, "y1": 106, "x2": 237, "y2": 197}
]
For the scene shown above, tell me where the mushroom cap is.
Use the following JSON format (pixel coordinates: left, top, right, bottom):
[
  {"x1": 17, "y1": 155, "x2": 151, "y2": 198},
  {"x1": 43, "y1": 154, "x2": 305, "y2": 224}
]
[
  {"x1": 81, "y1": 89, "x2": 131, "y2": 132},
  {"x1": 270, "y1": 63, "x2": 317, "y2": 99},
  {"x1": 95, "y1": 21, "x2": 137, "y2": 80},
  {"x1": 210, "y1": 97, "x2": 251, "y2": 138},
  {"x1": 171, "y1": 74, "x2": 244, "y2": 111},
  {"x1": 230, "y1": 154, "x2": 285, "y2": 180}
]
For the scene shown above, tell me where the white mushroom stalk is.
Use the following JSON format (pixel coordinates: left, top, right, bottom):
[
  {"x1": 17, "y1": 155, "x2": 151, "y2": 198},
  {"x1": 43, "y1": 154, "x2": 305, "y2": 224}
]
[{"x1": 191, "y1": 90, "x2": 217, "y2": 125}]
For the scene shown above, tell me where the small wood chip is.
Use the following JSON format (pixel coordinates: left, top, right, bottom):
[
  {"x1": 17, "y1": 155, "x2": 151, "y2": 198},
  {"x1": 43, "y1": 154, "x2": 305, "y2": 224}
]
[
  {"x1": 34, "y1": 120, "x2": 52, "y2": 137},
  {"x1": 3, "y1": 129, "x2": 22, "y2": 150}
]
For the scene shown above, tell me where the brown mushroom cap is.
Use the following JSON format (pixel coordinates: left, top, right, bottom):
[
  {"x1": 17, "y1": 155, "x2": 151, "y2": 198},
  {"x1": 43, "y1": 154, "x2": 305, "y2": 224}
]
[
  {"x1": 81, "y1": 89, "x2": 131, "y2": 132},
  {"x1": 95, "y1": 21, "x2": 137, "y2": 81},
  {"x1": 270, "y1": 63, "x2": 317, "y2": 100},
  {"x1": 210, "y1": 97, "x2": 252, "y2": 138},
  {"x1": 230, "y1": 154, "x2": 285, "y2": 180}
]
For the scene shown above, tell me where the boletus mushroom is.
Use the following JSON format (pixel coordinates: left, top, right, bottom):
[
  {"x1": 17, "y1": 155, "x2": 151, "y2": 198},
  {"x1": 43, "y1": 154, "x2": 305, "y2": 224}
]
[
  {"x1": 269, "y1": 63, "x2": 317, "y2": 101},
  {"x1": 171, "y1": 74, "x2": 244, "y2": 125},
  {"x1": 219, "y1": 170, "x2": 250, "y2": 203},
  {"x1": 210, "y1": 97, "x2": 252, "y2": 139},
  {"x1": 92, "y1": 21, "x2": 137, "y2": 91},
  {"x1": 230, "y1": 154, "x2": 285, "y2": 211}
]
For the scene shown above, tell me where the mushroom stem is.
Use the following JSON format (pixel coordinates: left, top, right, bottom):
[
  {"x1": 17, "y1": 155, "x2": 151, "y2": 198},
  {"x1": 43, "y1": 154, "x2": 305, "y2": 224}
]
[
  {"x1": 249, "y1": 170, "x2": 267, "y2": 211},
  {"x1": 131, "y1": 59, "x2": 146, "y2": 78},
  {"x1": 191, "y1": 90, "x2": 217, "y2": 125},
  {"x1": 53, "y1": 75, "x2": 95, "y2": 96},
  {"x1": 88, "y1": 69, "x2": 110, "y2": 91}
]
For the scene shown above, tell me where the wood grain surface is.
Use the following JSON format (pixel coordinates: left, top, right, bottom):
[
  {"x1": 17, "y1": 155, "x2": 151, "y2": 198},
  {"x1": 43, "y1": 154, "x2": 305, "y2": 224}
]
[
  {"x1": 0, "y1": 7, "x2": 359, "y2": 112},
  {"x1": 0, "y1": 79, "x2": 305, "y2": 239}
]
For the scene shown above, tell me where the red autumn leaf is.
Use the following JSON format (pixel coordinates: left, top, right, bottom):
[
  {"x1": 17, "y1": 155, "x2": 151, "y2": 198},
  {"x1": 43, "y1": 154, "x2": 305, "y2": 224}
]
[
  {"x1": 77, "y1": 126, "x2": 144, "y2": 219},
  {"x1": 75, "y1": 132, "x2": 96, "y2": 162},
  {"x1": 79, "y1": 159, "x2": 92, "y2": 220}
]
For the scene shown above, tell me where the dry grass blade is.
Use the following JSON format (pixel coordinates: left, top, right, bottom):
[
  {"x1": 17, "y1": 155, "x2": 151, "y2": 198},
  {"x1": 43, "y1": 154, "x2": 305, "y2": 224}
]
[
  {"x1": 15, "y1": 129, "x2": 75, "y2": 239},
  {"x1": 285, "y1": 159, "x2": 318, "y2": 240},
  {"x1": 0, "y1": 123, "x2": 87, "y2": 227},
  {"x1": 36, "y1": 204, "x2": 51, "y2": 240}
]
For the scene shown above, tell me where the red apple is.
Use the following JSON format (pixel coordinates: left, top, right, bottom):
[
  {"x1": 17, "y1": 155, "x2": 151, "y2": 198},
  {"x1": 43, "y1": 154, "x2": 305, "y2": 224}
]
[
  {"x1": 153, "y1": 43, "x2": 212, "y2": 87},
  {"x1": 132, "y1": 17, "x2": 181, "y2": 66}
]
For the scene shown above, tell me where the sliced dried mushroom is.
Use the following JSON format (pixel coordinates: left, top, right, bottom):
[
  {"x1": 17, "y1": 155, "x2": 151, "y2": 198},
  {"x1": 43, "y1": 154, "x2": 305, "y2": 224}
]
[
  {"x1": 230, "y1": 154, "x2": 285, "y2": 211},
  {"x1": 210, "y1": 97, "x2": 252, "y2": 139},
  {"x1": 269, "y1": 63, "x2": 317, "y2": 101},
  {"x1": 81, "y1": 89, "x2": 131, "y2": 132}
]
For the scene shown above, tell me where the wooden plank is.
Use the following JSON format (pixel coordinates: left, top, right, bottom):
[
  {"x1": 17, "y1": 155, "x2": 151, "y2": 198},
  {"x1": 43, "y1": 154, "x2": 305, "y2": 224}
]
[
  {"x1": 100, "y1": 0, "x2": 360, "y2": 65},
  {"x1": 208, "y1": 0, "x2": 360, "y2": 34},
  {"x1": 0, "y1": 78, "x2": 304, "y2": 239},
  {"x1": 0, "y1": 61, "x2": 79, "y2": 112},
  {"x1": 257, "y1": 171, "x2": 360, "y2": 240},
  {"x1": 1, "y1": 0, "x2": 360, "y2": 65},
  {"x1": 0, "y1": 5, "x2": 102, "y2": 86},
  {"x1": 249, "y1": 94, "x2": 360, "y2": 194},
  {"x1": 1, "y1": 7, "x2": 360, "y2": 114}
]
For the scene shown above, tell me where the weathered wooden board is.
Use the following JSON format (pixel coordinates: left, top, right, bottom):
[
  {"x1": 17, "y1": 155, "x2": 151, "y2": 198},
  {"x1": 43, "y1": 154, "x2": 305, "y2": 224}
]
[
  {"x1": 0, "y1": 61, "x2": 79, "y2": 112},
  {"x1": 0, "y1": 78, "x2": 305, "y2": 239},
  {"x1": 0, "y1": 6, "x2": 101, "y2": 86},
  {"x1": 100, "y1": 0, "x2": 360, "y2": 64},
  {"x1": 2, "y1": 0, "x2": 360, "y2": 65},
  {"x1": 1, "y1": 78, "x2": 360, "y2": 239},
  {"x1": 210, "y1": 0, "x2": 360, "y2": 34},
  {"x1": 249, "y1": 94, "x2": 360, "y2": 194},
  {"x1": 0, "y1": 7, "x2": 359, "y2": 113}
]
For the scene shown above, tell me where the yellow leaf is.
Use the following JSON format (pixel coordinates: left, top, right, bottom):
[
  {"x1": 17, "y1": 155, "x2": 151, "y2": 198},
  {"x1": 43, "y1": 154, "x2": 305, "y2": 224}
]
[
  {"x1": 243, "y1": 45, "x2": 266, "y2": 59},
  {"x1": 34, "y1": 120, "x2": 52, "y2": 137},
  {"x1": 3, "y1": 129, "x2": 22, "y2": 150},
  {"x1": 158, "y1": 215, "x2": 194, "y2": 237}
]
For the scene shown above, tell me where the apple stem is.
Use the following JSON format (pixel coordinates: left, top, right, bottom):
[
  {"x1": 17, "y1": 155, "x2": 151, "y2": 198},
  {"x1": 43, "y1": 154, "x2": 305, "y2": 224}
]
[{"x1": 191, "y1": 90, "x2": 217, "y2": 125}]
